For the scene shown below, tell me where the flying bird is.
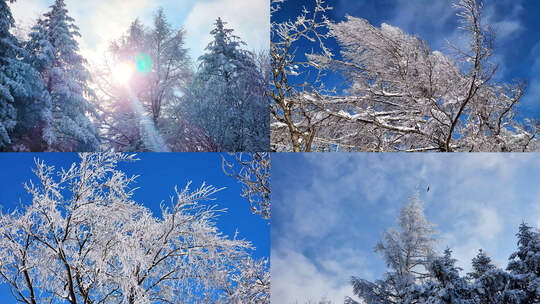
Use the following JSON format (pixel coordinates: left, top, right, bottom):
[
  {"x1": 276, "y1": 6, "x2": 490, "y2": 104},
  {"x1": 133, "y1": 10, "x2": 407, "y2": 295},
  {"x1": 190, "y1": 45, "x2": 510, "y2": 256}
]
[{"x1": 427, "y1": 186, "x2": 430, "y2": 192}]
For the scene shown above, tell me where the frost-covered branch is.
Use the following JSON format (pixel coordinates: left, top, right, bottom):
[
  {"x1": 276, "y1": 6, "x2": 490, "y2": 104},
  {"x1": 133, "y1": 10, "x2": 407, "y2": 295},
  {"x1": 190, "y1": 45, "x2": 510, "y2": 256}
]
[
  {"x1": 222, "y1": 153, "x2": 270, "y2": 220},
  {"x1": 271, "y1": 0, "x2": 539, "y2": 152},
  {"x1": 270, "y1": 0, "x2": 334, "y2": 152},
  {"x1": 0, "y1": 153, "x2": 269, "y2": 303}
]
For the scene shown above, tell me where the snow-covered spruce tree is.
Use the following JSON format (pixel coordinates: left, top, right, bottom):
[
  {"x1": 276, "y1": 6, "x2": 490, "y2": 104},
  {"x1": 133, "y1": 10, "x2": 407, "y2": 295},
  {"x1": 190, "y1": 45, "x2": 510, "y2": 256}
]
[
  {"x1": 346, "y1": 192, "x2": 437, "y2": 304},
  {"x1": 467, "y1": 249, "x2": 496, "y2": 280},
  {"x1": 0, "y1": 0, "x2": 51, "y2": 151},
  {"x1": 413, "y1": 248, "x2": 475, "y2": 303},
  {"x1": 271, "y1": 0, "x2": 539, "y2": 152},
  {"x1": 95, "y1": 11, "x2": 216, "y2": 152},
  {"x1": 505, "y1": 222, "x2": 540, "y2": 303},
  {"x1": 25, "y1": 0, "x2": 100, "y2": 151},
  {"x1": 222, "y1": 153, "x2": 271, "y2": 220},
  {"x1": 0, "y1": 153, "x2": 269, "y2": 304},
  {"x1": 187, "y1": 18, "x2": 268, "y2": 151},
  {"x1": 0, "y1": 0, "x2": 21, "y2": 149},
  {"x1": 468, "y1": 253, "x2": 516, "y2": 304},
  {"x1": 465, "y1": 232, "x2": 539, "y2": 304}
]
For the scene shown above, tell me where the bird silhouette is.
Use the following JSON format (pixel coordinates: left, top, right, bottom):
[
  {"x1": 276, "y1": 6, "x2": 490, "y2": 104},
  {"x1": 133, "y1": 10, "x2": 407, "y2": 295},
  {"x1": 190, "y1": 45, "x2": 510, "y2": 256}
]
[{"x1": 427, "y1": 186, "x2": 430, "y2": 192}]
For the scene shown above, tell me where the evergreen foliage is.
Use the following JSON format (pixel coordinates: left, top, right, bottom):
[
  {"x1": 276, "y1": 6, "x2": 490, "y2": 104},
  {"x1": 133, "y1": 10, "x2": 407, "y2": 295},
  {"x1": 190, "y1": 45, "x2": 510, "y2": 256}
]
[
  {"x1": 187, "y1": 18, "x2": 269, "y2": 151},
  {"x1": 26, "y1": 0, "x2": 100, "y2": 151},
  {"x1": 348, "y1": 199, "x2": 540, "y2": 304}
]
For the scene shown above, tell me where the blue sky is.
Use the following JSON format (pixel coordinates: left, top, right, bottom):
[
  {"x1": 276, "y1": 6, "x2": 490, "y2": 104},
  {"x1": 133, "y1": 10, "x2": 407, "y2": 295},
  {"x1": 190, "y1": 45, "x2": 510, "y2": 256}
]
[
  {"x1": 273, "y1": 0, "x2": 540, "y2": 120},
  {"x1": 9, "y1": 0, "x2": 268, "y2": 66},
  {"x1": 0, "y1": 152, "x2": 269, "y2": 301},
  {"x1": 271, "y1": 153, "x2": 540, "y2": 303}
]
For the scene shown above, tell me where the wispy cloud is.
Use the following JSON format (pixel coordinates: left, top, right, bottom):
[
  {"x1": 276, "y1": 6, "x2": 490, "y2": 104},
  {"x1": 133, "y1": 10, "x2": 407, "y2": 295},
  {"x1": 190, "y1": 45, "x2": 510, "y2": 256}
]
[{"x1": 521, "y1": 41, "x2": 540, "y2": 118}]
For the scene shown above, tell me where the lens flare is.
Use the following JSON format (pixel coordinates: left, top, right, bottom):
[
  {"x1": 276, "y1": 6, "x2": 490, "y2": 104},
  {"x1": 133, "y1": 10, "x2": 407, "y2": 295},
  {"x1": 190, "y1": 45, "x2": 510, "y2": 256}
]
[
  {"x1": 112, "y1": 61, "x2": 135, "y2": 84},
  {"x1": 135, "y1": 53, "x2": 152, "y2": 74}
]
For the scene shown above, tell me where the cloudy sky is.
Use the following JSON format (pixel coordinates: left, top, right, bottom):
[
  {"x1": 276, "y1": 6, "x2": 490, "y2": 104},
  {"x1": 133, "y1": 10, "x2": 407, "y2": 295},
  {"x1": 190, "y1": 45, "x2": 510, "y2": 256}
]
[
  {"x1": 272, "y1": 153, "x2": 540, "y2": 303},
  {"x1": 274, "y1": 0, "x2": 540, "y2": 120},
  {"x1": 9, "y1": 0, "x2": 269, "y2": 66}
]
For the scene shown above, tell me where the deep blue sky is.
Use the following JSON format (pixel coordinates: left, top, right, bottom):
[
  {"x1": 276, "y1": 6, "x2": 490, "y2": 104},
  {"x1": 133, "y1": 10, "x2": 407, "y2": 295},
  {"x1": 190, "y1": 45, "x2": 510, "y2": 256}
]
[
  {"x1": 271, "y1": 153, "x2": 540, "y2": 303},
  {"x1": 0, "y1": 152, "x2": 269, "y2": 301},
  {"x1": 273, "y1": 0, "x2": 540, "y2": 119}
]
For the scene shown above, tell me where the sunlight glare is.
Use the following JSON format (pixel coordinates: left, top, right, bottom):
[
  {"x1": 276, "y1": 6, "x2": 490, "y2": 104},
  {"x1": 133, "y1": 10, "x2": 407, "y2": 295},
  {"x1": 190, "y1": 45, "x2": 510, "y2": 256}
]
[{"x1": 112, "y1": 62, "x2": 135, "y2": 85}]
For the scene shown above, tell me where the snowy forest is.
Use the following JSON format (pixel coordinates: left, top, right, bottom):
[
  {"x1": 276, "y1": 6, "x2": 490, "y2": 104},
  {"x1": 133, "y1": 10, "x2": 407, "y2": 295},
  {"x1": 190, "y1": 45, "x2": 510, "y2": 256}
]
[
  {"x1": 0, "y1": 153, "x2": 270, "y2": 303},
  {"x1": 339, "y1": 194, "x2": 540, "y2": 304},
  {"x1": 270, "y1": 0, "x2": 540, "y2": 152},
  {"x1": 1, "y1": 0, "x2": 269, "y2": 152}
]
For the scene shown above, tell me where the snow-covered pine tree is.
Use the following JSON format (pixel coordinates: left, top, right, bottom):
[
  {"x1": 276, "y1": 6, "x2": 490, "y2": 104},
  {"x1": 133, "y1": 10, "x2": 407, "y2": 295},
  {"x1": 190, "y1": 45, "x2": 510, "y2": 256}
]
[
  {"x1": 26, "y1": 0, "x2": 99, "y2": 151},
  {"x1": 0, "y1": 0, "x2": 51, "y2": 151},
  {"x1": 346, "y1": 192, "x2": 437, "y2": 304},
  {"x1": 0, "y1": 0, "x2": 22, "y2": 149},
  {"x1": 0, "y1": 0, "x2": 21, "y2": 149},
  {"x1": 188, "y1": 17, "x2": 268, "y2": 151},
  {"x1": 472, "y1": 268, "x2": 516, "y2": 303},
  {"x1": 418, "y1": 248, "x2": 475, "y2": 303},
  {"x1": 465, "y1": 249, "x2": 508, "y2": 303},
  {"x1": 468, "y1": 249, "x2": 496, "y2": 280},
  {"x1": 344, "y1": 210, "x2": 540, "y2": 304},
  {"x1": 505, "y1": 223, "x2": 540, "y2": 303},
  {"x1": 147, "y1": 8, "x2": 192, "y2": 125}
]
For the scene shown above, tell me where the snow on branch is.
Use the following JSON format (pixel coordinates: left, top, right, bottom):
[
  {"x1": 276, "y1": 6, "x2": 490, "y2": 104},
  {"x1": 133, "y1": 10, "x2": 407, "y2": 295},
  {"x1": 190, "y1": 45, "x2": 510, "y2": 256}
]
[
  {"x1": 222, "y1": 153, "x2": 271, "y2": 220},
  {"x1": 0, "y1": 153, "x2": 269, "y2": 303},
  {"x1": 271, "y1": 0, "x2": 539, "y2": 152}
]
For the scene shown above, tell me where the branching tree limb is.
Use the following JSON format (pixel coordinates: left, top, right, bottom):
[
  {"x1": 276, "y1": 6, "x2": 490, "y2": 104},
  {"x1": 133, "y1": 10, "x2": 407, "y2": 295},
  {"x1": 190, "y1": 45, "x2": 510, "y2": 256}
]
[
  {"x1": 271, "y1": 0, "x2": 539, "y2": 152},
  {"x1": 222, "y1": 153, "x2": 271, "y2": 220}
]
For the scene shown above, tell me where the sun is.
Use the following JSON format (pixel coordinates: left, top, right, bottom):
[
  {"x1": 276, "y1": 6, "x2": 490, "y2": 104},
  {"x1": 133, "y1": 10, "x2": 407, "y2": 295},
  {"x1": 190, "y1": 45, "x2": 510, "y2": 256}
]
[{"x1": 112, "y1": 61, "x2": 135, "y2": 85}]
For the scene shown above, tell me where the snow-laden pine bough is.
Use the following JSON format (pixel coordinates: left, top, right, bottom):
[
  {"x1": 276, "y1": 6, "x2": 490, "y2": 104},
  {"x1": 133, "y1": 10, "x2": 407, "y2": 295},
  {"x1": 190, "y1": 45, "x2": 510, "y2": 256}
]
[
  {"x1": 0, "y1": 153, "x2": 269, "y2": 304},
  {"x1": 271, "y1": 0, "x2": 539, "y2": 152}
]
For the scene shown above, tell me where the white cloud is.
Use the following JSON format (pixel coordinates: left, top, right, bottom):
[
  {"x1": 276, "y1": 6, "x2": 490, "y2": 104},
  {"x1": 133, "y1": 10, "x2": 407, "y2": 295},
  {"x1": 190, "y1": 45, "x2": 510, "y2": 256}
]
[
  {"x1": 271, "y1": 246, "x2": 358, "y2": 304},
  {"x1": 390, "y1": 0, "x2": 457, "y2": 51},
  {"x1": 8, "y1": 0, "x2": 47, "y2": 37},
  {"x1": 9, "y1": 1, "x2": 47, "y2": 22},
  {"x1": 68, "y1": 0, "x2": 153, "y2": 65},
  {"x1": 473, "y1": 205, "x2": 502, "y2": 239},
  {"x1": 492, "y1": 20, "x2": 522, "y2": 39},
  {"x1": 483, "y1": 2, "x2": 524, "y2": 41}
]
